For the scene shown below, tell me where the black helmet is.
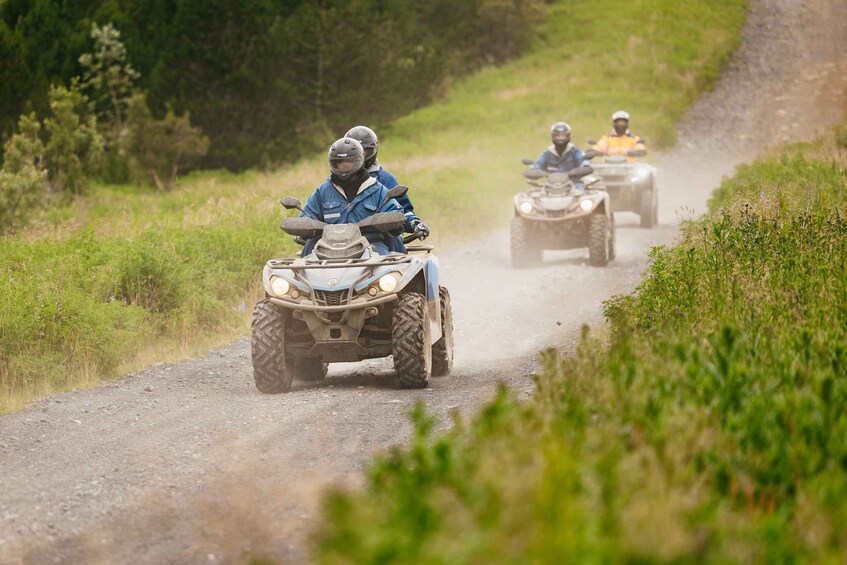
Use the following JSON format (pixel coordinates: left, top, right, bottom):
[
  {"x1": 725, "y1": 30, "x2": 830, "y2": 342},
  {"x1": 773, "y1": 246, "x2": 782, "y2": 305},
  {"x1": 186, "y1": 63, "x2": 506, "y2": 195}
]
[
  {"x1": 550, "y1": 121, "x2": 572, "y2": 146},
  {"x1": 328, "y1": 137, "x2": 365, "y2": 180},
  {"x1": 345, "y1": 125, "x2": 379, "y2": 166}
]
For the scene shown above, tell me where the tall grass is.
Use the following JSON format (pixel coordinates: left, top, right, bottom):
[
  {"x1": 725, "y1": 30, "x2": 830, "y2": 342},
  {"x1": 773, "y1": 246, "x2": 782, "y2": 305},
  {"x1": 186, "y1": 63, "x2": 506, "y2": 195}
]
[
  {"x1": 0, "y1": 0, "x2": 748, "y2": 412},
  {"x1": 315, "y1": 127, "x2": 847, "y2": 561}
]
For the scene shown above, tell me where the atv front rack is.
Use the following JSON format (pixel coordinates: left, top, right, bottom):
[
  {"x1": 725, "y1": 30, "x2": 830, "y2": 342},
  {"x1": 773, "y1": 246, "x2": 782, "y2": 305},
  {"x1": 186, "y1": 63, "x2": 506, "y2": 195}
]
[{"x1": 268, "y1": 254, "x2": 414, "y2": 270}]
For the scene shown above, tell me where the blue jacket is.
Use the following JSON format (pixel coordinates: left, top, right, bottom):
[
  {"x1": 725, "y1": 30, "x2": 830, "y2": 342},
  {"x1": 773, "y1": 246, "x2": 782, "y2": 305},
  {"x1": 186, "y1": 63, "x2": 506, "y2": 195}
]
[
  {"x1": 301, "y1": 176, "x2": 406, "y2": 254},
  {"x1": 368, "y1": 162, "x2": 420, "y2": 227},
  {"x1": 532, "y1": 144, "x2": 586, "y2": 174}
]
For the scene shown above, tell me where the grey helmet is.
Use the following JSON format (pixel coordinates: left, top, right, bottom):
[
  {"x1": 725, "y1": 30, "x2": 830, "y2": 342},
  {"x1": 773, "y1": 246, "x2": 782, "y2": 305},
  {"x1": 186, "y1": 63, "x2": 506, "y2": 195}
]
[
  {"x1": 345, "y1": 125, "x2": 379, "y2": 167},
  {"x1": 550, "y1": 121, "x2": 572, "y2": 146},
  {"x1": 328, "y1": 137, "x2": 365, "y2": 180}
]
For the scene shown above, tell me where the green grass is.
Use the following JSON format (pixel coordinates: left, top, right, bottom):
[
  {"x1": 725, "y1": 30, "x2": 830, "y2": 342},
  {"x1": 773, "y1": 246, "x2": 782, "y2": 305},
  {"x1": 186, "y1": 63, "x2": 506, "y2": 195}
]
[
  {"x1": 314, "y1": 126, "x2": 847, "y2": 562},
  {"x1": 0, "y1": 0, "x2": 748, "y2": 412}
]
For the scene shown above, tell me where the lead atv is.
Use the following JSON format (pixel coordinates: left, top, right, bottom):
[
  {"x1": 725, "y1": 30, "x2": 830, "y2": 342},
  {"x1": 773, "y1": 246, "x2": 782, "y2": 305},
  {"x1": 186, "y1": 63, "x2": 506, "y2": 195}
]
[
  {"x1": 510, "y1": 161, "x2": 615, "y2": 268},
  {"x1": 585, "y1": 144, "x2": 658, "y2": 228},
  {"x1": 251, "y1": 186, "x2": 453, "y2": 393}
]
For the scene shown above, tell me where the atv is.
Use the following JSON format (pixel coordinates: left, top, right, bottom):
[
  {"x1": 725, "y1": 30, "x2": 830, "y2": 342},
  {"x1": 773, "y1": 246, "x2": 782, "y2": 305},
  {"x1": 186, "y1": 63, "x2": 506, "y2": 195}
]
[
  {"x1": 510, "y1": 161, "x2": 615, "y2": 268},
  {"x1": 584, "y1": 144, "x2": 658, "y2": 228},
  {"x1": 251, "y1": 186, "x2": 453, "y2": 393}
]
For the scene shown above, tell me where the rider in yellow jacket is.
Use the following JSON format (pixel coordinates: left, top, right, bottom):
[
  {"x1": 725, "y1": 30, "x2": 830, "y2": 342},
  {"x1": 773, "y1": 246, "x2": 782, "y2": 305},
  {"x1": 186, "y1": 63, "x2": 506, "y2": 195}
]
[{"x1": 593, "y1": 111, "x2": 645, "y2": 162}]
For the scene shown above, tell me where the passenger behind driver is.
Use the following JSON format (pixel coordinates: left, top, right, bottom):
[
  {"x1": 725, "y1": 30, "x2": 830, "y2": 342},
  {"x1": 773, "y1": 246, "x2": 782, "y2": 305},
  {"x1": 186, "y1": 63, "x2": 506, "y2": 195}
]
[
  {"x1": 345, "y1": 125, "x2": 430, "y2": 242},
  {"x1": 592, "y1": 111, "x2": 646, "y2": 162},
  {"x1": 300, "y1": 137, "x2": 406, "y2": 256}
]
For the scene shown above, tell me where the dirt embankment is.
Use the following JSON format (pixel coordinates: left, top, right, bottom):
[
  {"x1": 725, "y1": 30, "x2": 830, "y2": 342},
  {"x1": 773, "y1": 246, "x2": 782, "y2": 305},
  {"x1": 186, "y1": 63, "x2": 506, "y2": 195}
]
[{"x1": 1, "y1": 0, "x2": 846, "y2": 562}]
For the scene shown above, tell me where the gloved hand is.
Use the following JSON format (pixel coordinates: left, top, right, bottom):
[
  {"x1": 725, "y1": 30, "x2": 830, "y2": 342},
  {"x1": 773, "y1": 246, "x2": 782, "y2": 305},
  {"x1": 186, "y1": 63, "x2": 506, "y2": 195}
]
[{"x1": 410, "y1": 219, "x2": 430, "y2": 240}]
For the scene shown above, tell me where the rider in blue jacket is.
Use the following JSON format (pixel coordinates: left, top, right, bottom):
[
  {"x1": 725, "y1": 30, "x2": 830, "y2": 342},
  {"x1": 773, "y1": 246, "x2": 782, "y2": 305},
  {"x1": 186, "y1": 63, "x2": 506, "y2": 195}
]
[
  {"x1": 532, "y1": 122, "x2": 589, "y2": 174},
  {"x1": 345, "y1": 125, "x2": 430, "y2": 241},
  {"x1": 301, "y1": 137, "x2": 406, "y2": 255}
]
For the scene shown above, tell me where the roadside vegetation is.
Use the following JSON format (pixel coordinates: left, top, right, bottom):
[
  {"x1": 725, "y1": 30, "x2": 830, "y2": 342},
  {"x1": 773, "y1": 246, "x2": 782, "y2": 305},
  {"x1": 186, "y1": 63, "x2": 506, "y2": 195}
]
[
  {"x1": 0, "y1": 0, "x2": 747, "y2": 412},
  {"x1": 315, "y1": 124, "x2": 847, "y2": 562}
]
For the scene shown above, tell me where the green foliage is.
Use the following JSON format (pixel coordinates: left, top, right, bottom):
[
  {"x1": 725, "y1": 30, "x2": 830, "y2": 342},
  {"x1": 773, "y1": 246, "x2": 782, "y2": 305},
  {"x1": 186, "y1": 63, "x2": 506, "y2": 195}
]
[
  {"x1": 43, "y1": 84, "x2": 104, "y2": 194},
  {"x1": 316, "y1": 126, "x2": 847, "y2": 562},
  {"x1": 0, "y1": 112, "x2": 47, "y2": 230},
  {"x1": 124, "y1": 93, "x2": 209, "y2": 190},
  {"x1": 0, "y1": 219, "x2": 282, "y2": 411},
  {"x1": 0, "y1": 0, "x2": 546, "y2": 170},
  {"x1": 79, "y1": 22, "x2": 140, "y2": 137}
]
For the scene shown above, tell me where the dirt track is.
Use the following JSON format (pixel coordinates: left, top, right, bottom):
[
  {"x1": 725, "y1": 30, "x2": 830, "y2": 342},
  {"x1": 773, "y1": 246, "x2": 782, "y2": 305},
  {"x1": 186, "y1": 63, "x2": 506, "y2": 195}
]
[{"x1": 2, "y1": 1, "x2": 846, "y2": 562}]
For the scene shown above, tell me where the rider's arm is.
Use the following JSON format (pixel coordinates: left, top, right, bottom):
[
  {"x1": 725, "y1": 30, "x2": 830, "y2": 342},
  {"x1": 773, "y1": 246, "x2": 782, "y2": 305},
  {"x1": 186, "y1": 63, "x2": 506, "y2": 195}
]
[
  {"x1": 301, "y1": 189, "x2": 324, "y2": 221},
  {"x1": 379, "y1": 196, "x2": 406, "y2": 237},
  {"x1": 531, "y1": 151, "x2": 548, "y2": 170},
  {"x1": 381, "y1": 169, "x2": 420, "y2": 228},
  {"x1": 593, "y1": 137, "x2": 609, "y2": 155}
]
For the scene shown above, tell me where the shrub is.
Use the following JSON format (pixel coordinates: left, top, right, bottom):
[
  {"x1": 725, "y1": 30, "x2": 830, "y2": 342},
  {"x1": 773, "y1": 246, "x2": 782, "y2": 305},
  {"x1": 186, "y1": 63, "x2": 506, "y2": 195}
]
[
  {"x1": 124, "y1": 93, "x2": 209, "y2": 190},
  {"x1": 0, "y1": 112, "x2": 48, "y2": 231}
]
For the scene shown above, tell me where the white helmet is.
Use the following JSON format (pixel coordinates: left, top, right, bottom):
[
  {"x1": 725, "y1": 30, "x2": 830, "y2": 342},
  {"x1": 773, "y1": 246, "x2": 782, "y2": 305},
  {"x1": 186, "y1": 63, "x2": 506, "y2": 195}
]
[{"x1": 612, "y1": 110, "x2": 630, "y2": 122}]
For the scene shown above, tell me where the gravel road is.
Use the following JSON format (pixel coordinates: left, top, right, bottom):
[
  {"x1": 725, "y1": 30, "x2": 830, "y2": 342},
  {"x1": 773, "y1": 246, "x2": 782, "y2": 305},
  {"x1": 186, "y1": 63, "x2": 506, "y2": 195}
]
[{"x1": 2, "y1": 1, "x2": 845, "y2": 562}]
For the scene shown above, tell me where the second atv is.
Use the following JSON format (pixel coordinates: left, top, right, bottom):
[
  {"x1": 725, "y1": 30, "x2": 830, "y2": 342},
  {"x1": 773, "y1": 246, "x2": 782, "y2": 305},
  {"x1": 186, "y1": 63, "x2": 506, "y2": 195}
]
[{"x1": 510, "y1": 161, "x2": 615, "y2": 268}]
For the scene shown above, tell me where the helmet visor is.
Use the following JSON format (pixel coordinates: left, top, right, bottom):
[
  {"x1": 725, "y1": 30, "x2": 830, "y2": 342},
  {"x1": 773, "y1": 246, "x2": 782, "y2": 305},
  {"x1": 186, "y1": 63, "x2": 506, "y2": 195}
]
[
  {"x1": 362, "y1": 146, "x2": 376, "y2": 162},
  {"x1": 330, "y1": 156, "x2": 363, "y2": 178},
  {"x1": 552, "y1": 131, "x2": 570, "y2": 144}
]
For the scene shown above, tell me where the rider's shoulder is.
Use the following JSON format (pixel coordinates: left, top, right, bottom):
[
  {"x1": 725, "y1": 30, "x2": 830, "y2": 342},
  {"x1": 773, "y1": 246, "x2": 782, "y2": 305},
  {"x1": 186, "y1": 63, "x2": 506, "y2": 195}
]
[{"x1": 378, "y1": 168, "x2": 398, "y2": 187}]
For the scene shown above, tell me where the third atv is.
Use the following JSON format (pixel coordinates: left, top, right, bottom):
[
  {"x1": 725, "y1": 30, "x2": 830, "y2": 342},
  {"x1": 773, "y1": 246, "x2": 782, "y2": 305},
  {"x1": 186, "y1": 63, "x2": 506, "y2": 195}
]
[
  {"x1": 510, "y1": 160, "x2": 615, "y2": 268},
  {"x1": 584, "y1": 144, "x2": 658, "y2": 228}
]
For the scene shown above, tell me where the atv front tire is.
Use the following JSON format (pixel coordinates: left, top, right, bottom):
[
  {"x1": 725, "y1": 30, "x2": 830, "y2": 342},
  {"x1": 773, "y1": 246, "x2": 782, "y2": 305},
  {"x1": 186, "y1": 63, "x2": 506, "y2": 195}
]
[
  {"x1": 588, "y1": 213, "x2": 611, "y2": 267},
  {"x1": 392, "y1": 292, "x2": 432, "y2": 388},
  {"x1": 640, "y1": 187, "x2": 657, "y2": 229},
  {"x1": 251, "y1": 299, "x2": 293, "y2": 393},
  {"x1": 432, "y1": 286, "x2": 454, "y2": 377},
  {"x1": 510, "y1": 217, "x2": 541, "y2": 269}
]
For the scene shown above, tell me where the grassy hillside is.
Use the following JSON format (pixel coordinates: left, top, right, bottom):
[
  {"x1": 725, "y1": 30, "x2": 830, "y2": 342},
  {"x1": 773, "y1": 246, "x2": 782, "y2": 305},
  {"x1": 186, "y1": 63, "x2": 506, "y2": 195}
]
[
  {"x1": 0, "y1": 0, "x2": 748, "y2": 412},
  {"x1": 315, "y1": 125, "x2": 847, "y2": 562}
]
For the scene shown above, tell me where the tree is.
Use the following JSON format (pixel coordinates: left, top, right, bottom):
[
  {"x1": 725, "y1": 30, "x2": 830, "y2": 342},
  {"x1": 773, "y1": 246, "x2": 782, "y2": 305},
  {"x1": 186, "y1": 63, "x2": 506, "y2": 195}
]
[
  {"x1": 43, "y1": 84, "x2": 104, "y2": 194},
  {"x1": 124, "y1": 93, "x2": 209, "y2": 190},
  {"x1": 79, "y1": 22, "x2": 140, "y2": 142}
]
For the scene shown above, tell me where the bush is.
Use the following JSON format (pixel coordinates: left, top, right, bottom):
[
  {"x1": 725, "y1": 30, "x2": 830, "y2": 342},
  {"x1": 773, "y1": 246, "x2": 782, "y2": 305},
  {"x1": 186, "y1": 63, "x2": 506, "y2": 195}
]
[
  {"x1": 0, "y1": 112, "x2": 48, "y2": 231},
  {"x1": 124, "y1": 93, "x2": 209, "y2": 190}
]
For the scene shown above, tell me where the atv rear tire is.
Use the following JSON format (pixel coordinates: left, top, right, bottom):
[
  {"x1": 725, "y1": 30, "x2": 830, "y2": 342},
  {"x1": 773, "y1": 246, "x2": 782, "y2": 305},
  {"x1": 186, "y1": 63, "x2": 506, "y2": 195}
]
[
  {"x1": 432, "y1": 286, "x2": 454, "y2": 377},
  {"x1": 588, "y1": 213, "x2": 611, "y2": 267},
  {"x1": 510, "y1": 217, "x2": 541, "y2": 269},
  {"x1": 289, "y1": 357, "x2": 327, "y2": 382},
  {"x1": 639, "y1": 187, "x2": 657, "y2": 229},
  {"x1": 392, "y1": 292, "x2": 432, "y2": 389},
  {"x1": 251, "y1": 299, "x2": 293, "y2": 393}
]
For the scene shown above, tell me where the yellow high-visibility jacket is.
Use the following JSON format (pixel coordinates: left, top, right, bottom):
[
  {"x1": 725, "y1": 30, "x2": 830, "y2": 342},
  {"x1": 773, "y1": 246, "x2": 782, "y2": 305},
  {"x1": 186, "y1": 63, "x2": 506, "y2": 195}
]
[{"x1": 594, "y1": 131, "x2": 645, "y2": 162}]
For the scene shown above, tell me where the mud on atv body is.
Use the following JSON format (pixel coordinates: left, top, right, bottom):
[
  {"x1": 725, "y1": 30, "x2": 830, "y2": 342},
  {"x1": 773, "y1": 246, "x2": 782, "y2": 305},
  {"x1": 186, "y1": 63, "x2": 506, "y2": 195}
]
[
  {"x1": 510, "y1": 165, "x2": 616, "y2": 268},
  {"x1": 587, "y1": 154, "x2": 658, "y2": 228},
  {"x1": 251, "y1": 188, "x2": 454, "y2": 393}
]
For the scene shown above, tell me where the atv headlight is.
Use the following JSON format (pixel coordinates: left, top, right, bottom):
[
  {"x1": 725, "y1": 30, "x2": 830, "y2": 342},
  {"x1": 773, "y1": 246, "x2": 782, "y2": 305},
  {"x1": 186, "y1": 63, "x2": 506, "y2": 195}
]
[
  {"x1": 519, "y1": 201, "x2": 534, "y2": 215},
  {"x1": 378, "y1": 273, "x2": 399, "y2": 293},
  {"x1": 579, "y1": 198, "x2": 595, "y2": 211},
  {"x1": 630, "y1": 170, "x2": 649, "y2": 183},
  {"x1": 270, "y1": 276, "x2": 290, "y2": 297}
]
